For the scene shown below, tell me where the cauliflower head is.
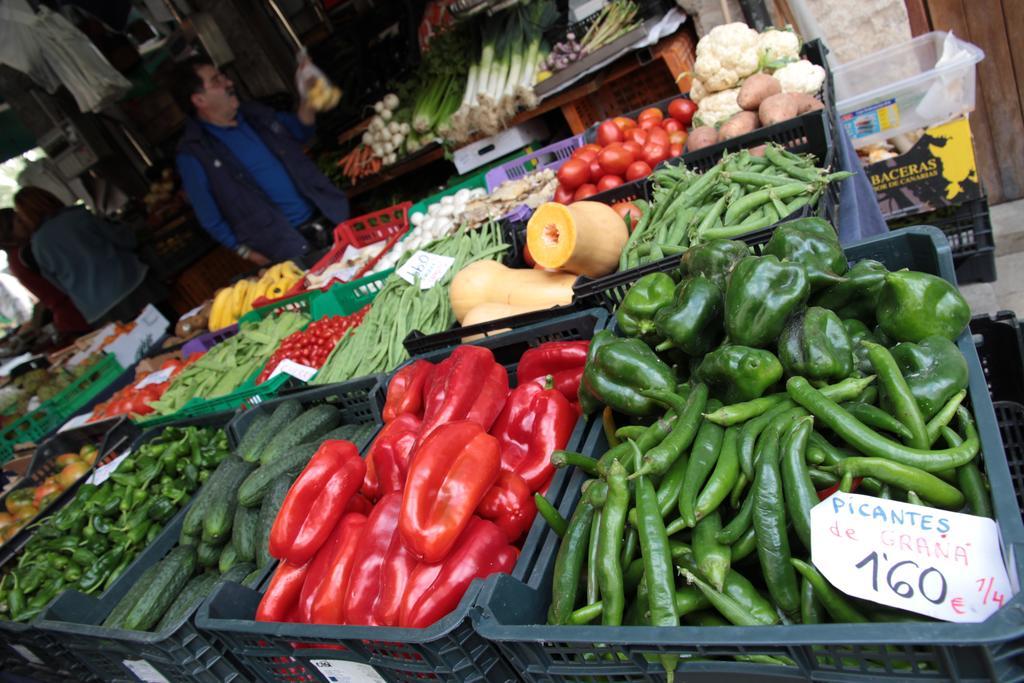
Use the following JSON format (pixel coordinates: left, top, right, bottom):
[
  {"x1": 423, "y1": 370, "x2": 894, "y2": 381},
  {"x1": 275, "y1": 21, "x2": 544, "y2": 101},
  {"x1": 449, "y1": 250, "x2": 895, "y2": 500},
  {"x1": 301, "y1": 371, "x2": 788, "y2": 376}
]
[
  {"x1": 774, "y1": 60, "x2": 826, "y2": 95},
  {"x1": 689, "y1": 77, "x2": 708, "y2": 104},
  {"x1": 694, "y1": 23, "x2": 760, "y2": 93},
  {"x1": 694, "y1": 88, "x2": 742, "y2": 128},
  {"x1": 757, "y1": 28, "x2": 800, "y2": 67}
]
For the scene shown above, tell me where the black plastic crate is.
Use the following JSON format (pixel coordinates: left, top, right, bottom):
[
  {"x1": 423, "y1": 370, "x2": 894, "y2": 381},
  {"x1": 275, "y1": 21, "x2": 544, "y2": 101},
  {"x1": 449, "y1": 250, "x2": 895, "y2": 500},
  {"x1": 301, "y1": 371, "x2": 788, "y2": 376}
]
[
  {"x1": 993, "y1": 401, "x2": 1024, "y2": 520},
  {"x1": 473, "y1": 226, "x2": 1024, "y2": 682},
  {"x1": 890, "y1": 196, "x2": 996, "y2": 284},
  {"x1": 970, "y1": 311, "x2": 1024, "y2": 405},
  {"x1": 196, "y1": 308, "x2": 607, "y2": 683}
]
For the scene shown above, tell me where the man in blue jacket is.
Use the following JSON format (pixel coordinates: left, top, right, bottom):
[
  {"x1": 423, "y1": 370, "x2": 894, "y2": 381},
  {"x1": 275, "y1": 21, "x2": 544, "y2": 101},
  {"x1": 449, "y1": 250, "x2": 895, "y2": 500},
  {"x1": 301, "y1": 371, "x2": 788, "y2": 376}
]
[{"x1": 171, "y1": 57, "x2": 350, "y2": 265}]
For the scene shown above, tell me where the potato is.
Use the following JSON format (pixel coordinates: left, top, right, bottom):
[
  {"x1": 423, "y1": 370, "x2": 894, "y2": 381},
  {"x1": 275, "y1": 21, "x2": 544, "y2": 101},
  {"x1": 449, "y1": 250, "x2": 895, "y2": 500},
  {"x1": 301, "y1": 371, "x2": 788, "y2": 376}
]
[
  {"x1": 749, "y1": 145, "x2": 768, "y2": 157},
  {"x1": 758, "y1": 93, "x2": 800, "y2": 126},
  {"x1": 737, "y1": 74, "x2": 781, "y2": 111},
  {"x1": 790, "y1": 92, "x2": 824, "y2": 114},
  {"x1": 718, "y1": 111, "x2": 759, "y2": 140},
  {"x1": 686, "y1": 126, "x2": 720, "y2": 152}
]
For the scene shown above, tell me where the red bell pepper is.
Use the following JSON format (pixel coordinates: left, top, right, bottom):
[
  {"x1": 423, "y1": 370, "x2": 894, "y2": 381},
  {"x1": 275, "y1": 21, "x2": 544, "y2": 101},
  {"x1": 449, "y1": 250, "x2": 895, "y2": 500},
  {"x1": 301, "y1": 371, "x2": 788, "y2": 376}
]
[
  {"x1": 344, "y1": 492, "x2": 403, "y2": 625},
  {"x1": 516, "y1": 341, "x2": 589, "y2": 409},
  {"x1": 419, "y1": 346, "x2": 509, "y2": 442},
  {"x1": 400, "y1": 421, "x2": 501, "y2": 563},
  {"x1": 489, "y1": 381, "x2": 576, "y2": 492},
  {"x1": 269, "y1": 440, "x2": 365, "y2": 565},
  {"x1": 371, "y1": 520, "x2": 421, "y2": 626},
  {"x1": 382, "y1": 359, "x2": 433, "y2": 422},
  {"x1": 399, "y1": 517, "x2": 518, "y2": 628},
  {"x1": 256, "y1": 561, "x2": 310, "y2": 622},
  {"x1": 297, "y1": 512, "x2": 364, "y2": 622},
  {"x1": 309, "y1": 513, "x2": 367, "y2": 625},
  {"x1": 362, "y1": 449, "x2": 379, "y2": 501},
  {"x1": 343, "y1": 493, "x2": 373, "y2": 515},
  {"x1": 477, "y1": 471, "x2": 538, "y2": 542},
  {"x1": 365, "y1": 412, "x2": 421, "y2": 496}
]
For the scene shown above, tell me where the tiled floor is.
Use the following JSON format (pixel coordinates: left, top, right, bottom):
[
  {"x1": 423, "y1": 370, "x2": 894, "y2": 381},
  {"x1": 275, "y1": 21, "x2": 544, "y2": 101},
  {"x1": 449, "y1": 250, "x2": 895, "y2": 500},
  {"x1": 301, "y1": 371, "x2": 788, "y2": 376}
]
[{"x1": 958, "y1": 199, "x2": 1024, "y2": 317}]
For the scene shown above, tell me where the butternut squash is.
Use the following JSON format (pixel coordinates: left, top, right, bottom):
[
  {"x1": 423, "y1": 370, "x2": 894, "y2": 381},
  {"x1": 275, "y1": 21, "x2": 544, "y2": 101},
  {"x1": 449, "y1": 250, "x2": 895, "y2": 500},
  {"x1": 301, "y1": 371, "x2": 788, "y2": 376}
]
[
  {"x1": 459, "y1": 303, "x2": 539, "y2": 339},
  {"x1": 527, "y1": 202, "x2": 628, "y2": 277},
  {"x1": 449, "y1": 260, "x2": 576, "y2": 323}
]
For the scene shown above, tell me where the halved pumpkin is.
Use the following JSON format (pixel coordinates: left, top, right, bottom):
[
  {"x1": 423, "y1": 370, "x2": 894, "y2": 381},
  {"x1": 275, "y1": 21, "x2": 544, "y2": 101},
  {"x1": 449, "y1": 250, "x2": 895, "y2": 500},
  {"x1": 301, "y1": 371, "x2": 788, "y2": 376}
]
[{"x1": 526, "y1": 202, "x2": 628, "y2": 277}]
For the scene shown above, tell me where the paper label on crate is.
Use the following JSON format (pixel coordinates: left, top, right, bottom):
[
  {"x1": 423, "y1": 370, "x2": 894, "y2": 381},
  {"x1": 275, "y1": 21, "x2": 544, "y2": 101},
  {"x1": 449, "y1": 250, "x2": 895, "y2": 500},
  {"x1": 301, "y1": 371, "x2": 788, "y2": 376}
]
[
  {"x1": 122, "y1": 659, "x2": 171, "y2": 683},
  {"x1": 87, "y1": 450, "x2": 131, "y2": 486},
  {"x1": 269, "y1": 359, "x2": 317, "y2": 383},
  {"x1": 395, "y1": 250, "x2": 455, "y2": 290},
  {"x1": 10, "y1": 644, "x2": 44, "y2": 665},
  {"x1": 840, "y1": 98, "x2": 900, "y2": 139},
  {"x1": 106, "y1": 305, "x2": 171, "y2": 367},
  {"x1": 135, "y1": 366, "x2": 175, "y2": 389},
  {"x1": 309, "y1": 659, "x2": 387, "y2": 682},
  {"x1": 811, "y1": 492, "x2": 1013, "y2": 622},
  {"x1": 57, "y1": 413, "x2": 93, "y2": 433}
]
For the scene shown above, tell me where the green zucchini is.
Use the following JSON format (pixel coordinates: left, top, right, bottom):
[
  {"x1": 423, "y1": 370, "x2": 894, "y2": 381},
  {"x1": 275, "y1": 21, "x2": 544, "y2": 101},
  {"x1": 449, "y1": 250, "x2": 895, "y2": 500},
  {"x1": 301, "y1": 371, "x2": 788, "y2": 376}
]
[
  {"x1": 102, "y1": 562, "x2": 163, "y2": 629},
  {"x1": 218, "y1": 543, "x2": 239, "y2": 574},
  {"x1": 117, "y1": 545, "x2": 196, "y2": 631},
  {"x1": 201, "y1": 456, "x2": 256, "y2": 544},
  {"x1": 234, "y1": 412, "x2": 270, "y2": 462},
  {"x1": 232, "y1": 504, "x2": 260, "y2": 561},
  {"x1": 259, "y1": 404, "x2": 342, "y2": 465},
  {"x1": 154, "y1": 571, "x2": 219, "y2": 632},
  {"x1": 221, "y1": 562, "x2": 255, "y2": 584},
  {"x1": 196, "y1": 539, "x2": 222, "y2": 568},
  {"x1": 245, "y1": 400, "x2": 302, "y2": 463},
  {"x1": 238, "y1": 441, "x2": 318, "y2": 507},
  {"x1": 258, "y1": 476, "x2": 293, "y2": 568}
]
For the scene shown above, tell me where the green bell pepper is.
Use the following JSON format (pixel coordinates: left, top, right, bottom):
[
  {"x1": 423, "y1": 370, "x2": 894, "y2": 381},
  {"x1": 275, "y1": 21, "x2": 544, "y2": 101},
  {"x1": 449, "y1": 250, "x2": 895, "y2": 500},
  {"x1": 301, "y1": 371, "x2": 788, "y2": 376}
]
[
  {"x1": 695, "y1": 345, "x2": 783, "y2": 404},
  {"x1": 762, "y1": 217, "x2": 847, "y2": 291},
  {"x1": 812, "y1": 259, "x2": 887, "y2": 322},
  {"x1": 679, "y1": 239, "x2": 749, "y2": 291},
  {"x1": 887, "y1": 335, "x2": 969, "y2": 420},
  {"x1": 843, "y1": 318, "x2": 877, "y2": 376},
  {"x1": 617, "y1": 273, "x2": 675, "y2": 341},
  {"x1": 725, "y1": 256, "x2": 810, "y2": 348},
  {"x1": 876, "y1": 271, "x2": 971, "y2": 342},
  {"x1": 653, "y1": 276, "x2": 724, "y2": 356},
  {"x1": 778, "y1": 307, "x2": 854, "y2": 382},
  {"x1": 580, "y1": 330, "x2": 676, "y2": 416}
]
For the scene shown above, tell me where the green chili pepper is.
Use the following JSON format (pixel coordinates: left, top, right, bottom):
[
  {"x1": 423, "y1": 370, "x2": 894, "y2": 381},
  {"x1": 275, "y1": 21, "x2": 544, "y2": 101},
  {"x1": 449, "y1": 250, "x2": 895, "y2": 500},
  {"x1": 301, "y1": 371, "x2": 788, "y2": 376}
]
[
  {"x1": 694, "y1": 426, "x2": 740, "y2": 522},
  {"x1": 864, "y1": 341, "x2": 930, "y2": 449},
  {"x1": 830, "y1": 457, "x2": 965, "y2": 509},
  {"x1": 800, "y1": 576, "x2": 825, "y2": 624},
  {"x1": 598, "y1": 460, "x2": 629, "y2": 625},
  {"x1": 791, "y1": 558, "x2": 868, "y2": 623},
  {"x1": 633, "y1": 384, "x2": 708, "y2": 478},
  {"x1": 547, "y1": 498, "x2": 594, "y2": 625},
  {"x1": 693, "y1": 510, "x2": 730, "y2": 592},
  {"x1": 716, "y1": 492, "x2": 754, "y2": 545},
  {"x1": 779, "y1": 417, "x2": 817, "y2": 551},
  {"x1": 840, "y1": 401, "x2": 914, "y2": 442}
]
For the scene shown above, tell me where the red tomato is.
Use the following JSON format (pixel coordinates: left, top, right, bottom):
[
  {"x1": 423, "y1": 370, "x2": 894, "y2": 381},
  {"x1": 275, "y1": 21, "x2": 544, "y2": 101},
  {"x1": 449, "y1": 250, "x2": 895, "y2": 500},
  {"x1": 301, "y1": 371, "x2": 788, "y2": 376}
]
[
  {"x1": 668, "y1": 98, "x2": 698, "y2": 127},
  {"x1": 596, "y1": 121, "x2": 623, "y2": 146},
  {"x1": 622, "y1": 140, "x2": 644, "y2": 158},
  {"x1": 575, "y1": 143, "x2": 601, "y2": 157},
  {"x1": 638, "y1": 108, "x2": 664, "y2": 125},
  {"x1": 670, "y1": 143, "x2": 684, "y2": 157},
  {"x1": 625, "y1": 160, "x2": 652, "y2": 181},
  {"x1": 628, "y1": 128, "x2": 648, "y2": 146},
  {"x1": 612, "y1": 116, "x2": 636, "y2": 131},
  {"x1": 668, "y1": 130, "x2": 687, "y2": 146},
  {"x1": 554, "y1": 185, "x2": 574, "y2": 204},
  {"x1": 557, "y1": 158, "x2": 589, "y2": 191},
  {"x1": 573, "y1": 183, "x2": 598, "y2": 201},
  {"x1": 598, "y1": 143, "x2": 634, "y2": 176},
  {"x1": 662, "y1": 118, "x2": 682, "y2": 133},
  {"x1": 646, "y1": 127, "x2": 670, "y2": 148},
  {"x1": 611, "y1": 201, "x2": 643, "y2": 225},
  {"x1": 589, "y1": 159, "x2": 604, "y2": 183},
  {"x1": 642, "y1": 145, "x2": 669, "y2": 168},
  {"x1": 573, "y1": 149, "x2": 598, "y2": 164},
  {"x1": 596, "y1": 175, "x2": 624, "y2": 191},
  {"x1": 639, "y1": 119, "x2": 658, "y2": 131}
]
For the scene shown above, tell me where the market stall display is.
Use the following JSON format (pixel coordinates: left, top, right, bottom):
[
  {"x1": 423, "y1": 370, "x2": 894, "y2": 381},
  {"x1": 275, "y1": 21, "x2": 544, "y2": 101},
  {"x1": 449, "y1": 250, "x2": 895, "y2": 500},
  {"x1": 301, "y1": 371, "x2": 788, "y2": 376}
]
[{"x1": 208, "y1": 261, "x2": 305, "y2": 332}]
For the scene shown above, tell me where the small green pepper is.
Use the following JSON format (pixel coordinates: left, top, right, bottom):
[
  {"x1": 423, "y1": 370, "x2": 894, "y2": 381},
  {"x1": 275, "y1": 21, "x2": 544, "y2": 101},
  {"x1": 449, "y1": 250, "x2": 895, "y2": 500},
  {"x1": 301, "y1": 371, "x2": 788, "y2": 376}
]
[
  {"x1": 580, "y1": 331, "x2": 677, "y2": 416},
  {"x1": 679, "y1": 238, "x2": 749, "y2": 291},
  {"x1": 876, "y1": 271, "x2": 971, "y2": 342},
  {"x1": 762, "y1": 217, "x2": 847, "y2": 291},
  {"x1": 696, "y1": 345, "x2": 783, "y2": 404},
  {"x1": 78, "y1": 546, "x2": 125, "y2": 593},
  {"x1": 778, "y1": 307, "x2": 854, "y2": 382},
  {"x1": 888, "y1": 336, "x2": 969, "y2": 420},
  {"x1": 618, "y1": 273, "x2": 675, "y2": 342},
  {"x1": 725, "y1": 256, "x2": 810, "y2": 348},
  {"x1": 653, "y1": 276, "x2": 724, "y2": 356},
  {"x1": 813, "y1": 259, "x2": 887, "y2": 322},
  {"x1": 91, "y1": 515, "x2": 111, "y2": 535}
]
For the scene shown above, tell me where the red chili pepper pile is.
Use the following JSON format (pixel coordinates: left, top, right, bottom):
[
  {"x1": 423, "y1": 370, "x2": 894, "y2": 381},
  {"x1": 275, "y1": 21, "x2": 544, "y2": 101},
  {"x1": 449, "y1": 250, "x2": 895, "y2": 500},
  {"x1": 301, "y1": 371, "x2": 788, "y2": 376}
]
[
  {"x1": 88, "y1": 359, "x2": 188, "y2": 421},
  {"x1": 256, "y1": 308, "x2": 369, "y2": 384},
  {"x1": 257, "y1": 340, "x2": 588, "y2": 628}
]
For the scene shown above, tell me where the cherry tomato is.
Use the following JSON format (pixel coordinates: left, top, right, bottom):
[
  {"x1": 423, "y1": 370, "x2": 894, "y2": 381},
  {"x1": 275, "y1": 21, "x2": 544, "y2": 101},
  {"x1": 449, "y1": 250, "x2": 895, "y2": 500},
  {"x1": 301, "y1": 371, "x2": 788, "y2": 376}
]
[
  {"x1": 668, "y1": 98, "x2": 698, "y2": 127},
  {"x1": 557, "y1": 158, "x2": 589, "y2": 191},
  {"x1": 637, "y1": 107, "x2": 664, "y2": 125},
  {"x1": 596, "y1": 175, "x2": 624, "y2": 191},
  {"x1": 589, "y1": 159, "x2": 604, "y2": 183},
  {"x1": 670, "y1": 143, "x2": 684, "y2": 157},
  {"x1": 646, "y1": 127, "x2": 670, "y2": 148},
  {"x1": 596, "y1": 121, "x2": 623, "y2": 146},
  {"x1": 662, "y1": 118, "x2": 682, "y2": 133},
  {"x1": 611, "y1": 201, "x2": 643, "y2": 225},
  {"x1": 628, "y1": 128, "x2": 648, "y2": 146},
  {"x1": 642, "y1": 145, "x2": 669, "y2": 168},
  {"x1": 554, "y1": 185, "x2": 574, "y2": 204},
  {"x1": 668, "y1": 130, "x2": 687, "y2": 146},
  {"x1": 622, "y1": 140, "x2": 644, "y2": 159},
  {"x1": 573, "y1": 183, "x2": 598, "y2": 201},
  {"x1": 625, "y1": 160, "x2": 652, "y2": 181},
  {"x1": 612, "y1": 116, "x2": 636, "y2": 131},
  {"x1": 598, "y1": 143, "x2": 634, "y2": 176},
  {"x1": 573, "y1": 149, "x2": 598, "y2": 164}
]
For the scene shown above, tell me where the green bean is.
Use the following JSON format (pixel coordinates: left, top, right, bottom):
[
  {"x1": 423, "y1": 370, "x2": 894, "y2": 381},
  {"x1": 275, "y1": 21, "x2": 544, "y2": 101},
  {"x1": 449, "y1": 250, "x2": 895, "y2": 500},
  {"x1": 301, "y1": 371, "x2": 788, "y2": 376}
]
[
  {"x1": 764, "y1": 145, "x2": 822, "y2": 183},
  {"x1": 864, "y1": 342, "x2": 929, "y2": 449},
  {"x1": 726, "y1": 171, "x2": 798, "y2": 187},
  {"x1": 791, "y1": 558, "x2": 868, "y2": 623},
  {"x1": 830, "y1": 458, "x2": 965, "y2": 509},
  {"x1": 694, "y1": 194, "x2": 729, "y2": 240},
  {"x1": 534, "y1": 494, "x2": 567, "y2": 537},
  {"x1": 723, "y1": 183, "x2": 812, "y2": 225}
]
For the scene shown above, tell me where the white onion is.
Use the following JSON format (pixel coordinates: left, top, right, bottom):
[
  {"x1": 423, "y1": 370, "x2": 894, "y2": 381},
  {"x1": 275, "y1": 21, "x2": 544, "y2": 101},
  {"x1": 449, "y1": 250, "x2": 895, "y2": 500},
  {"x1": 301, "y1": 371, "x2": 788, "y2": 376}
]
[{"x1": 410, "y1": 212, "x2": 425, "y2": 227}]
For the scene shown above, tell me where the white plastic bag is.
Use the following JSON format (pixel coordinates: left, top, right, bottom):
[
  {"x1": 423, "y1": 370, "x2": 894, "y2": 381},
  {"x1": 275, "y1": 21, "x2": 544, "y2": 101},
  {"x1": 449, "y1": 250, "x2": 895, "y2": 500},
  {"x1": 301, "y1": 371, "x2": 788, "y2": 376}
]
[{"x1": 295, "y1": 48, "x2": 341, "y2": 112}]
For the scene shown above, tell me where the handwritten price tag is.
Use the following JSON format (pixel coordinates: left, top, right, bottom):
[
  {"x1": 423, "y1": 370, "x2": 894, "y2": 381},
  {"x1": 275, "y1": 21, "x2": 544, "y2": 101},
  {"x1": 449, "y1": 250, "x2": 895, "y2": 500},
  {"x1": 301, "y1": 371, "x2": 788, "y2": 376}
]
[
  {"x1": 269, "y1": 359, "x2": 317, "y2": 383},
  {"x1": 811, "y1": 492, "x2": 1013, "y2": 622},
  {"x1": 135, "y1": 366, "x2": 175, "y2": 389},
  {"x1": 396, "y1": 250, "x2": 455, "y2": 290}
]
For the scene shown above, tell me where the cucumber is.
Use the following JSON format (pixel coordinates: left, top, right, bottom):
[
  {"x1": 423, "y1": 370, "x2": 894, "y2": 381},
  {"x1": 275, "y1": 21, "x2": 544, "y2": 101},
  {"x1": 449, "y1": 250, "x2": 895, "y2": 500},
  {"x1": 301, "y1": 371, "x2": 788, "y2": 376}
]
[
  {"x1": 238, "y1": 441, "x2": 318, "y2": 507},
  {"x1": 154, "y1": 571, "x2": 219, "y2": 632},
  {"x1": 234, "y1": 412, "x2": 271, "y2": 462},
  {"x1": 221, "y1": 562, "x2": 255, "y2": 584},
  {"x1": 243, "y1": 566, "x2": 265, "y2": 588},
  {"x1": 181, "y1": 454, "x2": 247, "y2": 542},
  {"x1": 102, "y1": 562, "x2": 163, "y2": 629},
  {"x1": 259, "y1": 404, "x2": 342, "y2": 465},
  {"x1": 232, "y1": 504, "x2": 260, "y2": 561},
  {"x1": 196, "y1": 539, "x2": 222, "y2": 568},
  {"x1": 258, "y1": 476, "x2": 293, "y2": 568},
  {"x1": 201, "y1": 456, "x2": 256, "y2": 544},
  {"x1": 246, "y1": 400, "x2": 302, "y2": 463},
  {"x1": 218, "y1": 543, "x2": 239, "y2": 574},
  {"x1": 118, "y1": 545, "x2": 197, "y2": 631}
]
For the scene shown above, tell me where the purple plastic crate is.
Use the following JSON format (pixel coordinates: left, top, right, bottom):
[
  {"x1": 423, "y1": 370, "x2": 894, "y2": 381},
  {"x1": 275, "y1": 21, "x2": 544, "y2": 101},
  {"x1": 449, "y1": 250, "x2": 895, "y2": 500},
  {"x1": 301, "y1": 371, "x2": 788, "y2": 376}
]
[
  {"x1": 181, "y1": 324, "x2": 238, "y2": 359},
  {"x1": 485, "y1": 134, "x2": 584, "y2": 192}
]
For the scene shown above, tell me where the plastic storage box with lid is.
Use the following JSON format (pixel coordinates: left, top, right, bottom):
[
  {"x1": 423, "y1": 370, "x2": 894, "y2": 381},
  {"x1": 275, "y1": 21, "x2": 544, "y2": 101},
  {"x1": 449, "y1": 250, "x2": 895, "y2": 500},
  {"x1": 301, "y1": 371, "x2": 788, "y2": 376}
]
[{"x1": 833, "y1": 31, "x2": 984, "y2": 148}]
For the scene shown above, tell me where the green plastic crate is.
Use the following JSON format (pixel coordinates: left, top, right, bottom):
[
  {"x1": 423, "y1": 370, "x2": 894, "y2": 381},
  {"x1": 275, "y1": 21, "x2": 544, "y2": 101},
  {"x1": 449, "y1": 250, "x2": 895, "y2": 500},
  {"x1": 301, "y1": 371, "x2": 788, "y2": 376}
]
[
  {"x1": 310, "y1": 269, "x2": 391, "y2": 319},
  {"x1": 134, "y1": 371, "x2": 292, "y2": 429},
  {"x1": 243, "y1": 287, "x2": 322, "y2": 323},
  {"x1": 0, "y1": 355, "x2": 124, "y2": 463}
]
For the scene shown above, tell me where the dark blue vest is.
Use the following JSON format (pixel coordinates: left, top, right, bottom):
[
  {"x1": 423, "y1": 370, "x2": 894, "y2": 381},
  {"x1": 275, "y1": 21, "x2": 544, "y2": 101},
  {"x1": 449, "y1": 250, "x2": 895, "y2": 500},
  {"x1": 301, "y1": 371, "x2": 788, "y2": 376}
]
[{"x1": 177, "y1": 102, "x2": 350, "y2": 261}]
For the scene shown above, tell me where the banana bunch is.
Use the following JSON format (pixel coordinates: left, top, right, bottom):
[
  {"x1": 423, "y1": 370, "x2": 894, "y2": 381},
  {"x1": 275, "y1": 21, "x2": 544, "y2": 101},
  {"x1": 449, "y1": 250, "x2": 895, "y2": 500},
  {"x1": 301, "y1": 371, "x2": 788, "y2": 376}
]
[{"x1": 207, "y1": 261, "x2": 305, "y2": 331}]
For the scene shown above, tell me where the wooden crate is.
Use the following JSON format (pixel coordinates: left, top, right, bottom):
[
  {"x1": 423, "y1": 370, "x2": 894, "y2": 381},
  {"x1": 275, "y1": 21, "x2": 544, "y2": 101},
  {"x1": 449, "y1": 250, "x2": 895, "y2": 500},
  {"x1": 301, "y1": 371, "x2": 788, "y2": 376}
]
[{"x1": 167, "y1": 247, "x2": 255, "y2": 314}]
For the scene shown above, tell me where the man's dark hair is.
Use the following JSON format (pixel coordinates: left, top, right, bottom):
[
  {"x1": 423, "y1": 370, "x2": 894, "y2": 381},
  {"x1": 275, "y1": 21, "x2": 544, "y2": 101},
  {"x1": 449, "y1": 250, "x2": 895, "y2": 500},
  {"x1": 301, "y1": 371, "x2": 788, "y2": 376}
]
[{"x1": 167, "y1": 57, "x2": 212, "y2": 115}]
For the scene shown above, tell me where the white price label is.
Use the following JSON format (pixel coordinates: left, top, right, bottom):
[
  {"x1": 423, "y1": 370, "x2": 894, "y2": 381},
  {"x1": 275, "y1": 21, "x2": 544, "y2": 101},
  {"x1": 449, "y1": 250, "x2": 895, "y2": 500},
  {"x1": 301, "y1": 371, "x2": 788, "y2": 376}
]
[
  {"x1": 122, "y1": 659, "x2": 171, "y2": 683},
  {"x1": 10, "y1": 644, "x2": 43, "y2": 665},
  {"x1": 87, "y1": 450, "x2": 131, "y2": 486},
  {"x1": 396, "y1": 250, "x2": 455, "y2": 290},
  {"x1": 309, "y1": 659, "x2": 387, "y2": 682},
  {"x1": 135, "y1": 366, "x2": 175, "y2": 389},
  {"x1": 57, "y1": 413, "x2": 93, "y2": 433},
  {"x1": 811, "y1": 492, "x2": 1014, "y2": 622},
  {"x1": 269, "y1": 359, "x2": 317, "y2": 383}
]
